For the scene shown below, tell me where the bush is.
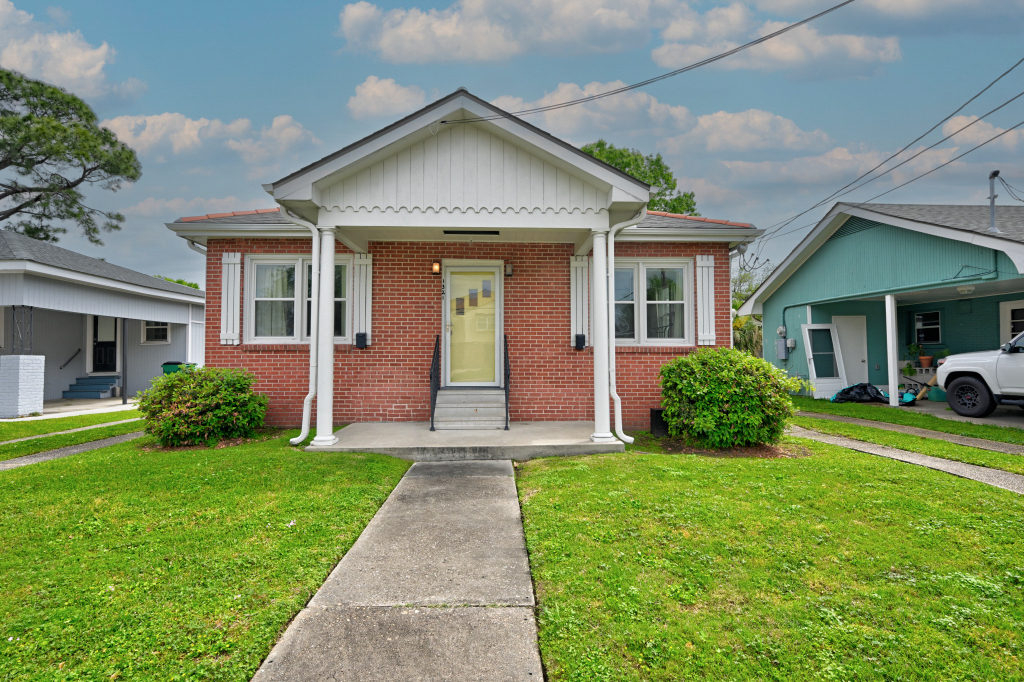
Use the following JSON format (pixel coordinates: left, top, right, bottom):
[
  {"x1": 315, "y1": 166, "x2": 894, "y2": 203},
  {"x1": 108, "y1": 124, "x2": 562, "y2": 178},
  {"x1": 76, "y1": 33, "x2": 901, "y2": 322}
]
[
  {"x1": 137, "y1": 366, "x2": 268, "y2": 447},
  {"x1": 659, "y1": 347, "x2": 805, "y2": 448}
]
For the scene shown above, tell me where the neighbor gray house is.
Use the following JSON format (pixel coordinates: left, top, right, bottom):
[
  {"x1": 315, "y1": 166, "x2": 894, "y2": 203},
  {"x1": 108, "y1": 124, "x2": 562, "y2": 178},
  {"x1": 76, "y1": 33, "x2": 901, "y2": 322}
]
[{"x1": 0, "y1": 231, "x2": 205, "y2": 403}]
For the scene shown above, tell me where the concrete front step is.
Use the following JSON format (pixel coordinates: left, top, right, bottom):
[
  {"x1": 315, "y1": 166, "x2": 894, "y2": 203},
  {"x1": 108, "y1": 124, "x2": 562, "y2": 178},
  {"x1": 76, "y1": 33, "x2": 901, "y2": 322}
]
[
  {"x1": 62, "y1": 390, "x2": 113, "y2": 399},
  {"x1": 63, "y1": 375, "x2": 119, "y2": 399},
  {"x1": 434, "y1": 388, "x2": 507, "y2": 430}
]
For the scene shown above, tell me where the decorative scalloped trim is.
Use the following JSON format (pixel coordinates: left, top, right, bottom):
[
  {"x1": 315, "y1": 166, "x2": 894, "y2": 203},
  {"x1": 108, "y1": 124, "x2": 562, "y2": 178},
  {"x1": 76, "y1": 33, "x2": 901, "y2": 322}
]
[{"x1": 321, "y1": 205, "x2": 608, "y2": 216}]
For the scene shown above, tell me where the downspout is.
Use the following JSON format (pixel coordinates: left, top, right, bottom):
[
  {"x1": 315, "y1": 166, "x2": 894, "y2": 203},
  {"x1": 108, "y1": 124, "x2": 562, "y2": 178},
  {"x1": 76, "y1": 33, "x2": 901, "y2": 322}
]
[
  {"x1": 279, "y1": 207, "x2": 321, "y2": 446},
  {"x1": 607, "y1": 207, "x2": 647, "y2": 445}
]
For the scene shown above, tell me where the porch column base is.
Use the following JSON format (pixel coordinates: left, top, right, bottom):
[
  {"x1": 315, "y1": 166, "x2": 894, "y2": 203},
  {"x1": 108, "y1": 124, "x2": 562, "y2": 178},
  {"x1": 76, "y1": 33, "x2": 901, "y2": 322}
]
[
  {"x1": 590, "y1": 432, "x2": 618, "y2": 444},
  {"x1": 311, "y1": 434, "x2": 339, "y2": 447}
]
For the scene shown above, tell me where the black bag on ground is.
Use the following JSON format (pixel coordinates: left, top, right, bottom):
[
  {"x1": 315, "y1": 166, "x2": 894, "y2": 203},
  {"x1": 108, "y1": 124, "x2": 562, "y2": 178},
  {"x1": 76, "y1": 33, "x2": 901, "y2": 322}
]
[{"x1": 831, "y1": 383, "x2": 889, "y2": 404}]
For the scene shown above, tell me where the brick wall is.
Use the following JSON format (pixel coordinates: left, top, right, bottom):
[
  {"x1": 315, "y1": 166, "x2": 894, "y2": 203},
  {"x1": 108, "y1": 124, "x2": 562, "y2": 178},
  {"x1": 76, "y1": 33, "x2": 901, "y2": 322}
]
[{"x1": 204, "y1": 238, "x2": 732, "y2": 429}]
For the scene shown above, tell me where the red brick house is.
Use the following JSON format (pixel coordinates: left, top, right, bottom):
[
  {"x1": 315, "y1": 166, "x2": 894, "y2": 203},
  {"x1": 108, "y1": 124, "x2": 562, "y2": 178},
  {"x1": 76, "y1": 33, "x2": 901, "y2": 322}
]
[{"x1": 167, "y1": 89, "x2": 760, "y2": 447}]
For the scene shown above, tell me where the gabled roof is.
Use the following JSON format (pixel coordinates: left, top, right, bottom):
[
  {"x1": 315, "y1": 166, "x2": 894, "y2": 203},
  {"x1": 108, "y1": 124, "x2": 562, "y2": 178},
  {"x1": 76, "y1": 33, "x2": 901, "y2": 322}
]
[
  {"x1": 269, "y1": 88, "x2": 650, "y2": 193},
  {"x1": 848, "y1": 203, "x2": 1024, "y2": 243},
  {"x1": 642, "y1": 210, "x2": 753, "y2": 229},
  {"x1": 177, "y1": 208, "x2": 282, "y2": 224},
  {"x1": 737, "y1": 202, "x2": 1024, "y2": 316},
  {"x1": 0, "y1": 230, "x2": 204, "y2": 298}
]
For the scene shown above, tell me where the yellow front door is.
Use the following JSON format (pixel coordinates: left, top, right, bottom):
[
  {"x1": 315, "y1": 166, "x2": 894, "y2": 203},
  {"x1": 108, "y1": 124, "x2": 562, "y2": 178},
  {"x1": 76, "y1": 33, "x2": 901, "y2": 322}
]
[{"x1": 447, "y1": 270, "x2": 498, "y2": 384}]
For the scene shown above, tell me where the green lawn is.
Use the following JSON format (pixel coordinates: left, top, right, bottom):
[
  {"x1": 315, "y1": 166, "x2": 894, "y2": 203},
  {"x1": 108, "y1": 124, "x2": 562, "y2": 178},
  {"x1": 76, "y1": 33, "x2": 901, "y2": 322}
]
[
  {"x1": 1, "y1": 421, "x2": 145, "y2": 462},
  {"x1": 792, "y1": 415, "x2": 1024, "y2": 476},
  {"x1": 0, "y1": 410, "x2": 141, "y2": 441},
  {"x1": 517, "y1": 443, "x2": 1024, "y2": 681},
  {"x1": 0, "y1": 432, "x2": 409, "y2": 681},
  {"x1": 793, "y1": 396, "x2": 1024, "y2": 445}
]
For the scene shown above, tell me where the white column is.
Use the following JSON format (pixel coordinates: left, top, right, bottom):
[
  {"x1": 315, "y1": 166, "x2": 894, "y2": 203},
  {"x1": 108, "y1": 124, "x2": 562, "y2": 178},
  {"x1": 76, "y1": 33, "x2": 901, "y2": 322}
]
[
  {"x1": 590, "y1": 230, "x2": 615, "y2": 442},
  {"x1": 884, "y1": 294, "x2": 900, "y2": 407},
  {"x1": 312, "y1": 228, "x2": 338, "y2": 446}
]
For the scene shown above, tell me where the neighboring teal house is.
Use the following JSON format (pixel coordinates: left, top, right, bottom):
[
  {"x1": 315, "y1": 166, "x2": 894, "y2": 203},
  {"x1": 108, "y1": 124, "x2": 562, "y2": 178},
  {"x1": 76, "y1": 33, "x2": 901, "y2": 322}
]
[{"x1": 738, "y1": 203, "x2": 1024, "y2": 404}]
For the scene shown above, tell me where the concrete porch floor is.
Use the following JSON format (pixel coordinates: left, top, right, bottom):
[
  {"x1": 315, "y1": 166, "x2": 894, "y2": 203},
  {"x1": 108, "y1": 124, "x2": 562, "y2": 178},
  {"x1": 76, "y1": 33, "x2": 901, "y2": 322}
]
[{"x1": 305, "y1": 421, "x2": 625, "y2": 461}]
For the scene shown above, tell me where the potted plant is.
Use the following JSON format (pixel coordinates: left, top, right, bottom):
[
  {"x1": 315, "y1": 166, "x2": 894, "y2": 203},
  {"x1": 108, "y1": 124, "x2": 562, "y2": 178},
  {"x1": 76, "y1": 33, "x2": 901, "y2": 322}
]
[
  {"x1": 919, "y1": 350, "x2": 935, "y2": 368},
  {"x1": 901, "y1": 361, "x2": 916, "y2": 378},
  {"x1": 906, "y1": 343, "x2": 922, "y2": 363}
]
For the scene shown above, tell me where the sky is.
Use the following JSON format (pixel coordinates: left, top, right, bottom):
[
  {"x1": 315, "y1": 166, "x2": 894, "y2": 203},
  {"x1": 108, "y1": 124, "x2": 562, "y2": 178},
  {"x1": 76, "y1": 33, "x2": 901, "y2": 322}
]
[{"x1": 3, "y1": 0, "x2": 1024, "y2": 287}]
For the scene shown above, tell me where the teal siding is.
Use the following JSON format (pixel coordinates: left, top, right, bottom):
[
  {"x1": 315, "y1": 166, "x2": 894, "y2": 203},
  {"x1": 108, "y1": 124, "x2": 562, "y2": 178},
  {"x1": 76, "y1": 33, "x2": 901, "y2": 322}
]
[{"x1": 761, "y1": 216, "x2": 1024, "y2": 385}]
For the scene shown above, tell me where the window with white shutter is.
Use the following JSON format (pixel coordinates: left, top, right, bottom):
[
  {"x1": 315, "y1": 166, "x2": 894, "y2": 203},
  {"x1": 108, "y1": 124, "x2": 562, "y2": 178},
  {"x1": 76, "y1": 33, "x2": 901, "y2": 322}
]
[{"x1": 220, "y1": 252, "x2": 241, "y2": 345}]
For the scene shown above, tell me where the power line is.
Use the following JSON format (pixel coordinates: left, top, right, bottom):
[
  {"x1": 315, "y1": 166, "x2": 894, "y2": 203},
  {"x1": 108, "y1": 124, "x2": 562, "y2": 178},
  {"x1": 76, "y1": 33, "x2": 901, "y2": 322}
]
[
  {"x1": 440, "y1": 0, "x2": 859, "y2": 125},
  {"x1": 998, "y1": 176, "x2": 1024, "y2": 203},
  {"x1": 861, "y1": 118, "x2": 1024, "y2": 202},
  {"x1": 750, "y1": 54, "x2": 1024, "y2": 260}
]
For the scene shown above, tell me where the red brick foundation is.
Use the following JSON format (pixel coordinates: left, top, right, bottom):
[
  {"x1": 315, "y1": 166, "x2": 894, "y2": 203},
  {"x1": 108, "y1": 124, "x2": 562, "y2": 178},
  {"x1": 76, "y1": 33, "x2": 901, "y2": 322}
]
[{"x1": 204, "y1": 238, "x2": 732, "y2": 429}]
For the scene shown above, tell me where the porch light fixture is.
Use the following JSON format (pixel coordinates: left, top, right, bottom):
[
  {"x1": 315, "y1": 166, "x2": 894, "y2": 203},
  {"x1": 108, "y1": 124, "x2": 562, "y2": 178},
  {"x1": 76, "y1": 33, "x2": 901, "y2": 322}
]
[
  {"x1": 504, "y1": 263, "x2": 513, "y2": 277},
  {"x1": 957, "y1": 285, "x2": 975, "y2": 295},
  {"x1": 432, "y1": 261, "x2": 441, "y2": 274}
]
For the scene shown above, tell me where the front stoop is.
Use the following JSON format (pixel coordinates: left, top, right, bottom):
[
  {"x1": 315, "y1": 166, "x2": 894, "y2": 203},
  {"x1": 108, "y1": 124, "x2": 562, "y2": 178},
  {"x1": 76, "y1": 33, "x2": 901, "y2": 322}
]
[{"x1": 304, "y1": 421, "x2": 625, "y2": 460}]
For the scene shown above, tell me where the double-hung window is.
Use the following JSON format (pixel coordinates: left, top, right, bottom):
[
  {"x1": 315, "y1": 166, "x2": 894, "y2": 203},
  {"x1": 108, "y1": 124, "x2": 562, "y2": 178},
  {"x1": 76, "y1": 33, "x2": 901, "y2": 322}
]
[
  {"x1": 914, "y1": 311, "x2": 941, "y2": 344},
  {"x1": 246, "y1": 255, "x2": 351, "y2": 344},
  {"x1": 614, "y1": 259, "x2": 693, "y2": 346},
  {"x1": 142, "y1": 321, "x2": 170, "y2": 344},
  {"x1": 305, "y1": 262, "x2": 347, "y2": 338}
]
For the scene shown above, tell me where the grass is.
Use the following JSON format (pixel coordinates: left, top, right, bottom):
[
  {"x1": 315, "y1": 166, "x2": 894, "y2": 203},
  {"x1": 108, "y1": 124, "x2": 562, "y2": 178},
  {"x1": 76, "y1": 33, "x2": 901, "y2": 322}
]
[
  {"x1": 516, "y1": 443, "x2": 1024, "y2": 681},
  {"x1": 0, "y1": 432, "x2": 410, "y2": 681},
  {"x1": 792, "y1": 416, "x2": 1024, "y2": 476},
  {"x1": 0, "y1": 421, "x2": 145, "y2": 462},
  {"x1": 793, "y1": 395, "x2": 1024, "y2": 445},
  {"x1": 0, "y1": 410, "x2": 141, "y2": 442}
]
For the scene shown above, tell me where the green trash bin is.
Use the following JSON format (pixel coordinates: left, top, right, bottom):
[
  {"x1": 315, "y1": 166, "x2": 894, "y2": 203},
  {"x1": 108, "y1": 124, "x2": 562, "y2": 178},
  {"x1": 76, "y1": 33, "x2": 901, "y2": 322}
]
[
  {"x1": 929, "y1": 386, "x2": 947, "y2": 401},
  {"x1": 161, "y1": 361, "x2": 185, "y2": 375}
]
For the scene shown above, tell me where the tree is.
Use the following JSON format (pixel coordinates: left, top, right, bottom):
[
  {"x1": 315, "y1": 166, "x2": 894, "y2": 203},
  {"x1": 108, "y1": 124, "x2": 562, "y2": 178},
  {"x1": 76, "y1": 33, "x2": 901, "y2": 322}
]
[
  {"x1": 731, "y1": 264, "x2": 770, "y2": 357},
  {"x1": 0, "y1": 69, "x2": 141, "y2": 244},
  {"x1": 155, "y1": 275, "x2": 200, "y2": 289},
  {"x1": 581, "y1": 139, "x2": 698, "y2": 215}
]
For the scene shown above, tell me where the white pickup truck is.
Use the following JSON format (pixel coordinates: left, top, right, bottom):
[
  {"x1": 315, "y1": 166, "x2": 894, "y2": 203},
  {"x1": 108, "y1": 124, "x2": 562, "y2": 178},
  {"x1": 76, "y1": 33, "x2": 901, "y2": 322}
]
[{"x1": 937, "y1": 334, "x2": 1024, "y2": 417}]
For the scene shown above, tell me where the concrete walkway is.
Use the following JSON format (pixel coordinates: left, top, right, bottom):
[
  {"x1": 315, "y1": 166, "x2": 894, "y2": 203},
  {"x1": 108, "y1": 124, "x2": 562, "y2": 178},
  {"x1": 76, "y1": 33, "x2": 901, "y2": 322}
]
[
  {"x1": 0, "y1": 418, "x2": 143, "y2": 446},
  {"x1": 797, "y1": 412, "x2": 1024, "y2": 455},
  {"x1": 252, "y1": 460, "x2": 543, "y2": 681},
  {"x1": 0, "y1": 398, "x2": 138, "y2": 422},
  {"x1": 0, "y1": 432, "x2": 144, "y2": 472},
  {"x1": 789, "y1": 425, "x2": 1024, "y2": 494}
]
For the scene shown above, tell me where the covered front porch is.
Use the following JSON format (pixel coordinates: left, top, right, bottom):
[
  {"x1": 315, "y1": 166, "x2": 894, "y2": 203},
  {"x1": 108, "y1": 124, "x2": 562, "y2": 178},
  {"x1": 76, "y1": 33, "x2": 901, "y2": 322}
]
[{"x1": 304, "y1": 421, "x2": 624, "y2": 460}]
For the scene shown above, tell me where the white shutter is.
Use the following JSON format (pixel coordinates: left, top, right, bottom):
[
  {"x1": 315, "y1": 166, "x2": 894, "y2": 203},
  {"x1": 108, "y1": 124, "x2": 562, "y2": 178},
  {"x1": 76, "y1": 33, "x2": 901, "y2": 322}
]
[
  {"x1": 570, "y1": 256, "x2": 590, "y2": 345},
  {"x1": 352, "y1": 253, "x2": 373, "y2": 345},
  {"x1": 696, "y1": 255, "x2": 716, "y2": 346},
  {"x1": 220, "y1": 252, "x2": 241, "y2": 345}
]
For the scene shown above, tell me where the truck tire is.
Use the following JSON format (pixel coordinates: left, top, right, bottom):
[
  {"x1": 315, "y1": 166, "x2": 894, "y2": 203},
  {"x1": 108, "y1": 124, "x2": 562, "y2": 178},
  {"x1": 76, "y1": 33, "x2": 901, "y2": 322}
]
[{"x1": 947, "y1": 376, "x2": 997, "y2": 418}]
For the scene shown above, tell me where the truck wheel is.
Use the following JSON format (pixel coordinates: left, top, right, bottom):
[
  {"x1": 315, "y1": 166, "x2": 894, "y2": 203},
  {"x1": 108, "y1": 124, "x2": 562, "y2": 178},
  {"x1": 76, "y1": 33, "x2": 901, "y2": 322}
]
[{"x1": 947, "y1": 377, "x2": 997, "y2": 418}]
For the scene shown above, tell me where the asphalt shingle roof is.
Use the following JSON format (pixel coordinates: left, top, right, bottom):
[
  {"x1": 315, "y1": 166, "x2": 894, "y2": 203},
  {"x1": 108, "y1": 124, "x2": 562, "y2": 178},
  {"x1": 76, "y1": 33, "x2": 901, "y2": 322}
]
[
  {"x1": 174, "y1": 208, "x2": 286, "y2": 224},
  {"x1": 849, "y1": 203, "x2": 1024, "y2": 244},
  {"x1": 0, "y1": 230, "x2": 204, "y2": 298}
]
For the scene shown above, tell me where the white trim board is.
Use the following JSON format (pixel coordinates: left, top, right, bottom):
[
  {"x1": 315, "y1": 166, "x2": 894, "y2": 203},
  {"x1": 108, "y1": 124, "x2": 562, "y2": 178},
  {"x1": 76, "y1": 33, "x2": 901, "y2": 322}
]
[{"x1": 0, "y1": 260, "x2": 205, "y2": 305}]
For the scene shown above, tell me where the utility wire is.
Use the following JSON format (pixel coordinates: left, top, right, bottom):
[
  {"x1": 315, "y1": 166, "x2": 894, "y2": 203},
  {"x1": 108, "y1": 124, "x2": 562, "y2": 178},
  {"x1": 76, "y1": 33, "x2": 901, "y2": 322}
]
[
  {"x1": 750, "y1": 54, "x2": 1024, "y2": 261},
  {"x1": 755, "y1": 86, "x2": 1024, "y2": 245},
  {"x1": 999, "y1": 176, "x2": 1024, "y2": 203},
  {"x1": 440, "y1": 0, "x2": 859, "y2": 124},
  {"x1": 859, "y1": 118, "x2": 1024, "y2": 202}
]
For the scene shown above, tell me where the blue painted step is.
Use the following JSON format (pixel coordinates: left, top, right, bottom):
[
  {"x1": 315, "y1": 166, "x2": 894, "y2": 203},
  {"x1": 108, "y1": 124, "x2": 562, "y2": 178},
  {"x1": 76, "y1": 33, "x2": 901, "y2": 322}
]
[{"x1": 63, "y1": 376, "x2": 120, "y2": 399}]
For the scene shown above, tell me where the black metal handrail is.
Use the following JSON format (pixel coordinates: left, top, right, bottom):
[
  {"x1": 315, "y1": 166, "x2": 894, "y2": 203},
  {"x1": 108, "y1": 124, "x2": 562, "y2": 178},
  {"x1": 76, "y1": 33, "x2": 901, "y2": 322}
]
[
  {"x1": 503, "y1": 334, "x2": 510, "y2": 430},
  {"x1": 429, "y1": 335, "x2": 441, "y2": 431},
  {"x1": 59, "y1": 348, "x2": 81, "y2": 370}
]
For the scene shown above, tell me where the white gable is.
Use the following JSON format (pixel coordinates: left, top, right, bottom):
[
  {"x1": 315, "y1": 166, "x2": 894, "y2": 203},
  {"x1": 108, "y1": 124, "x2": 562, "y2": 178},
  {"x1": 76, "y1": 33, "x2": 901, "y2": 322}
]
[{"x1": 321, "y1": 123, "x2": 606, "y2": 217}]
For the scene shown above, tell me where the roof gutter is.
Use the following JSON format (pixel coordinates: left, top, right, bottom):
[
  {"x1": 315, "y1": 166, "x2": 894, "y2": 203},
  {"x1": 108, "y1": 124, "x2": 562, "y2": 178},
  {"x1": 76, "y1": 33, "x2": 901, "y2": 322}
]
[{"x1": 186, "y1": 239, "x2": 207, "y2": 255}]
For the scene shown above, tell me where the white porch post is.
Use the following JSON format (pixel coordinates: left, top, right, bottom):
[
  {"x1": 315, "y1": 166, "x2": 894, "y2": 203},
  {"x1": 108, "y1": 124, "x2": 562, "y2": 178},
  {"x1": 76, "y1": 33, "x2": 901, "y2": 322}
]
[
  {"x1": 312, "y1": 228, "x2": 338, "y2": 446},
  {"x1": 590, "y1": 229, "x2": 615, "y2": 442},
  {"x1": 885, "y1": 294, "x2": 900, "y2": 407}
]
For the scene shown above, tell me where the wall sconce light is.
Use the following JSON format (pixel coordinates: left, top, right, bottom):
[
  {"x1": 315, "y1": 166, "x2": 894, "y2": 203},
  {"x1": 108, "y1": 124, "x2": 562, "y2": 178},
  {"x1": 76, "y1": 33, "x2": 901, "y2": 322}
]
[
  {"x1": 432, "y1": 261, "x2": 441, "y2": 274},
  {"x1": 504, "y1": 263, "x2": 513, "y2": 277},
  {"x1": 957, "y1": 285, "x2": 975, "y2": 295}
]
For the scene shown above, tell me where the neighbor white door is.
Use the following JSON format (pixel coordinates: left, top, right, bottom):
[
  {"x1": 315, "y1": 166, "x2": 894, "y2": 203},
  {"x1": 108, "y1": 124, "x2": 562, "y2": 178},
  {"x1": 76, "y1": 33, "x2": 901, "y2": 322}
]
[
  {"x1": 802, "y1": 323, "x2": 848, "y2": 399},
  {"x1": 833, "y1": 315, "x2": 868, "y2": 385},
  {"x1": 999, "y1": 299, "x2": 1024, "y2": 345}
]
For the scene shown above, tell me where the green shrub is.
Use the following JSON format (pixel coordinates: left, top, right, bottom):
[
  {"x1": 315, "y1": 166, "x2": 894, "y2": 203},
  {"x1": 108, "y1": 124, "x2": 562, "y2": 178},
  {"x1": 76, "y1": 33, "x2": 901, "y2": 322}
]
[
  {"x1": 659, "y1": 347, "x2": 805, "y2": 448},
  {"x1": 137, "y1": 366, "x2": 268, "y2": 447}
]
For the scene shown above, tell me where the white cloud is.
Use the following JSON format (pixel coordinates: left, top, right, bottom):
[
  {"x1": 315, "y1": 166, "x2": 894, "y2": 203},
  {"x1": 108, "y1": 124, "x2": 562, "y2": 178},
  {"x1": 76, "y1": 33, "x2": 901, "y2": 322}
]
[
  {"x1": 339, "y1": 0, "x2": 667, "y2": 63},
  {"x1": 665, "y1": 109, "x2": 830, "y2": 152},
  {"x1": 757, "y1": 0, "x2": 1024, "y2": 18},
  {"x1": 224, "y1": 115, "x2": 320, "y2": 165},
  {"x1": 348, "y1": 76, "x2": 426, "y2": 119},
  {"x1": 122, "y1": 196, "x2": 243, "y2": 218},
  {"x1": 492, "y1": 80, "x2": 693, "y2": 143},
  {"x1": 942, "y1": 115, "x2": 1022, "y2": 151},
  {"x1": 101, "y1": 113, "x2": 251, "y2": 153},
  {"x1": 653, "y1": 20, "x2": 900, "y2": 75},
  {"x1": 0, "y1": 0, "x2": 141, "y2": 98}
]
